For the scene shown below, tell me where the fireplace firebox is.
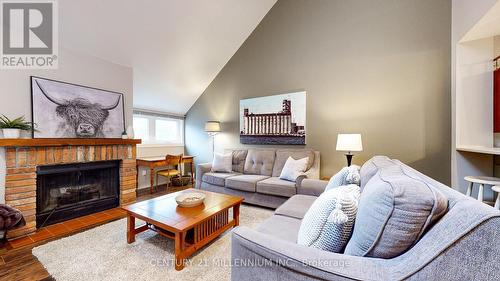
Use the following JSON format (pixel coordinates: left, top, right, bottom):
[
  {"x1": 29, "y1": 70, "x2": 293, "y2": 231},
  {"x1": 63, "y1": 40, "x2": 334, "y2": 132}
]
[{"x1": 36, "y1": 161, "x2": 120, "y2": 227}]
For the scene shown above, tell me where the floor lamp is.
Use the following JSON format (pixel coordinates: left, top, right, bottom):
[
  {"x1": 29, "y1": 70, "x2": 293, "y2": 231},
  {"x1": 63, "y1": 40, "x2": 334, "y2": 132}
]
[{"x1": 205, "y1": 121, "x2": 221, "y2": 157}]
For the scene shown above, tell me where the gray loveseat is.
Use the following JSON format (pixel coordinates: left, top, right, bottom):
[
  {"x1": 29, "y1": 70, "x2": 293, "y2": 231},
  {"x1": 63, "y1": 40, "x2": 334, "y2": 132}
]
[
  {"x1": 196, "y1": 149, "x2": 320, "y2": 208},
  {"x1": 231, "y1": 156, "x2": 500, "y2": 280}
]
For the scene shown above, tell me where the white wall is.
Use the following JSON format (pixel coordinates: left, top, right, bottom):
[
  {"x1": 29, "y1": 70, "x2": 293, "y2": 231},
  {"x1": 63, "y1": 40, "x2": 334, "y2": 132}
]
[
  {"x1": 495, "y1": 36, "x2": 500, "y2": 56},
  {"x1": 136, "y1": 145, "x2": 185, "y2": 189},
  {"x1": 0, "y1": 47, "x2": 134, "y2": 202},
  {"x1": 0, "y1": 47, "x2": 133, "y2": 126}
]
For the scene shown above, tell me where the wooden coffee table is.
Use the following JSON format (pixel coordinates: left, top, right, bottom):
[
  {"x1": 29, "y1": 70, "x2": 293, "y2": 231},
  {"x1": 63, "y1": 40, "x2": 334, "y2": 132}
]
[{"x1": 122, "y1": 189, "x2": 243, "y2": 270}]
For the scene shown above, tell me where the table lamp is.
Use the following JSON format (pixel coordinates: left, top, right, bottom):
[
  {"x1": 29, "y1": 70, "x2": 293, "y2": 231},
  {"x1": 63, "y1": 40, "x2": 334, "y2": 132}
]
[
  {"x1": 336, "y1": 134, "x2": 363, "y2": 166},
  {"x1": 205, "y1": 121, "x2": 221, "y2": 156}
]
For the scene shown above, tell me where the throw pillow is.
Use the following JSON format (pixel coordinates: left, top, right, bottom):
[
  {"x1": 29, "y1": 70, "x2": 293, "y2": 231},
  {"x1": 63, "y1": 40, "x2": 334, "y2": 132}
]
[
  {"x1": 325, "y1": 165, "x2": 360, "y2": 191},
  {"x1": 344, "y1": 165, "x2": 448, "y2": 258},
  {"x1": 297, "y1": 184, "x2": 360, "y2": 253},
  {"x1": 211, "y1": 152, "x2": 232, "y2": 173},
  {"x1": 279, "y1": 156, "x2": 309, "y2": 182},
  {"x1": 230, "y1": 150, "x2": 248, "y2": 173}
]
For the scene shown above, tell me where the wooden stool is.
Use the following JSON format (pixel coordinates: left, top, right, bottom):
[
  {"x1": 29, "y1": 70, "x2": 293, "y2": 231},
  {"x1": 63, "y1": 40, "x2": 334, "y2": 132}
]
[
  {"x1": 492, "y1": 186, "x2": 500, "y2": 210},
  {"x1": 464, "y1": 176, "x2": 500, "y2": 202}
]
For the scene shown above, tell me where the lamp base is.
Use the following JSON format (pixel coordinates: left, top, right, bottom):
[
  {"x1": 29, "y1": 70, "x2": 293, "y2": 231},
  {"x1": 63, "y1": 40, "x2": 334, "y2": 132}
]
[{"x1": 345, "y1": 153, "x2": 353, "y2": 167}]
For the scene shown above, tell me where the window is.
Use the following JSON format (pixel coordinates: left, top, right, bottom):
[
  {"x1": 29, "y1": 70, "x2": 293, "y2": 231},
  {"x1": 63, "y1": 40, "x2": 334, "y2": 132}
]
[
  {"x1": 133, "y1": 116, "x2": 149, "y2": 142},
  {"x1": 133, "y1": 111, "x2": 184, "y2": 146}
]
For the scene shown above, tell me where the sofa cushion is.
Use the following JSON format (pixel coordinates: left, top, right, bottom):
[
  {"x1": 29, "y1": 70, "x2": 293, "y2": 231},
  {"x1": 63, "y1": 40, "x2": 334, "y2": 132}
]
[
  {"x1": 359, "y1": 155, "x2": 396, "y2": 190},
  {"x1": 297, "y1": 184, "x2": 360, "y2": 253},
  {"x1": 256, "y1": 215, "x2": 302, "y2": 243},
  {"x1": 202, "y1": 172, "x2": 240, "y2": 187},
  {"x1": 225, "y1": 174, "x2": 270, "y2": 192},
  {"x1": 344, "y1": 165, "x2": 448, "y2": 259},
  {"x1": 256, "y1": 177, "x2": 297, "y2": 198},
  {"x1": 244, "y1": 149, "x2": 276, "y2": 176},
  {"x1": 226, "y1": 149, "x2": 248, "y2": 173},
  {"x1": 275, "y1": 194, "x2": 317, "y2": 219},
  {"x1": 272, "y1": 149, "x2": 315, "y2": 177}
]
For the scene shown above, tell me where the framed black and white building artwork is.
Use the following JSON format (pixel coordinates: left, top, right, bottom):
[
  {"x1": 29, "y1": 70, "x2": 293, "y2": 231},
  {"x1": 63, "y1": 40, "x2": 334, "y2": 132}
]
[
  {"x1": 240, "y1": 91, "x2": 306, "y2": 145},
  {"x1": 31, "y1": 76, "x2": 125, "y2": 138}
]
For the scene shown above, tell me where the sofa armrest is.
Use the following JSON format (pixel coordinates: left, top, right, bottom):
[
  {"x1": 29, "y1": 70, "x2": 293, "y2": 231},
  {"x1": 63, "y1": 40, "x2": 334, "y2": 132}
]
[
  {"x1": 297, "y1": 178, "x2": 327, "y2": 196},
  {"x1": 231, "y1": 226, "x2": 389, "y2": 281},
  {"x1": 303, "y1": 151, "x2": 320, "y2": 180},
  {"x1": 195, "y1": 162, "x2": 212, "y2": 188}
]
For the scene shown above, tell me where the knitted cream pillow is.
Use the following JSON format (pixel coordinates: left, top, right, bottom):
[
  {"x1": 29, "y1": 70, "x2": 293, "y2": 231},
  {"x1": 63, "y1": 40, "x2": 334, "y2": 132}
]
[
  {"x1": 297, "y1": 184, "x2": 360, "y2": 253},
  {"x1": 325, "y1": 165, "x2": 361, "y2": 191}
]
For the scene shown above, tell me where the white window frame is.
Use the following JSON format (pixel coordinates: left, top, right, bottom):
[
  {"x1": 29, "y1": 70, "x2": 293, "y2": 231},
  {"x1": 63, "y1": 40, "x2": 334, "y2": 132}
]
[{"x1": 133, "y1": 110, "x2": 184, "y2": 147}]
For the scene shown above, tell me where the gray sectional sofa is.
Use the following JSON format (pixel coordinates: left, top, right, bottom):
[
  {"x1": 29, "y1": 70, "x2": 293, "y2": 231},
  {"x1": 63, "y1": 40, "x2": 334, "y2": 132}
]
[
  {"x1": 231, "y1": 156, "x2": 500, "y2": 281},
  {"x1": 196, "y1": 149, "x2": 320, "y2": 208}
]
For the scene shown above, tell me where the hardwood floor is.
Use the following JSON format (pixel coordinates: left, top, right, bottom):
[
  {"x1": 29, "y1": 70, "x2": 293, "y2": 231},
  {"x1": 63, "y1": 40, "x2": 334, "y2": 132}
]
[{"x1": 0, "y1": 184, "x2": 191, "y2": 281}]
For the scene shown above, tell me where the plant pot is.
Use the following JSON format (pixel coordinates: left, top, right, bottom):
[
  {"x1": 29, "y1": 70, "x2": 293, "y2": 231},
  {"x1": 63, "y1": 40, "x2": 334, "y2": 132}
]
[{"x1": 2, "y1": 128, "x2": 21, "y2": 139}]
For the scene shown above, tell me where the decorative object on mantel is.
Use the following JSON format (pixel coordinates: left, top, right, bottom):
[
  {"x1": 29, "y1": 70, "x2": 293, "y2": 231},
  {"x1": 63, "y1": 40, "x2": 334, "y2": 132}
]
[
  {"x1": 121, "y1": 131, "x2": 128, "y2": 139},
  {"x1": 175, "y1": 191, "x2": 206, "y2": 207},
  {"x1": 240, "y1": 91, "x2": 306, "y2": 145},
  {"x1": 31, "y1": 76, "x2": 125, "y2": 139},
  {"x1": 126, "y1": 125, "x2": 134, "y2": 139},
  {"x1": 0, "y1": 115, "x2": 36, "y2": 139},
  {"x1": 336, "y1": 134, "x2": 363, "y2": 166},
  {"x1": 205, "y1": 121, "x2": 221, "y2": 156}
]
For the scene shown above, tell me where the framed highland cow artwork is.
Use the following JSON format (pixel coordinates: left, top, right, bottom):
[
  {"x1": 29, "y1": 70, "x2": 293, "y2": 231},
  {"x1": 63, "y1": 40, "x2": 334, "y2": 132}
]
[
  {"x1": 240, "y1": 91, "x2": 306, "y2": 145},
  {"x1": 31, "y1": 76, "x2": 125, "y2": 138}
]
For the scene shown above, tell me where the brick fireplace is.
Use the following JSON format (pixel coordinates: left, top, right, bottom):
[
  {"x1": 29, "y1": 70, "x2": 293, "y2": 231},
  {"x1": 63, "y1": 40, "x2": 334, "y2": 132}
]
[{"x1": 0, "y1": 139, "x2": 140, "y2": 239}]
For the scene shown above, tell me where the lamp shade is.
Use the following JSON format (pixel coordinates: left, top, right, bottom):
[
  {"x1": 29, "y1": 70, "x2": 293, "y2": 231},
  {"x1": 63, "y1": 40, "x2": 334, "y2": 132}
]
[
  {"x1": 336, "y1": 134, "x2": 363, "y2": 152},
  {"x1": 204, "y1": 121, "x2": 221, "y2": 133}
]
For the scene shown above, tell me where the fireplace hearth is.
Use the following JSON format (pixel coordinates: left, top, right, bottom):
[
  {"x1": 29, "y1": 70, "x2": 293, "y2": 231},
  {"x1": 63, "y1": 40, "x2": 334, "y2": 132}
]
[{"x1": 36, "y1": 161, "x2": 120, "y2": 227}]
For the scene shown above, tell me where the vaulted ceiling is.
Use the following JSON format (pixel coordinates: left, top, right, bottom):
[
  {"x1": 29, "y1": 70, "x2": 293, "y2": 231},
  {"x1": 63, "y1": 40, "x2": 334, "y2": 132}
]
[{"x1": 59, "y1": 0, "x2": 276, "y2": 115}]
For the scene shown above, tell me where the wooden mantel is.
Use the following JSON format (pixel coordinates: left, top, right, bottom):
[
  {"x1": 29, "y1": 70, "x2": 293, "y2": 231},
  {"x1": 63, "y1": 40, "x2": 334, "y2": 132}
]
[{"x1": 0, "y1": 138, "x2": 141, "y2": 147}]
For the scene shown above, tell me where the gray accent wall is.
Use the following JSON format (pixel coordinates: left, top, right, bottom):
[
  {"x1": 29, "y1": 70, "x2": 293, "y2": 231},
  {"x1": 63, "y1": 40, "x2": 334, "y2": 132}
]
[{"x1": 185, "y1": 0, "x2": 451, "y2": 184}]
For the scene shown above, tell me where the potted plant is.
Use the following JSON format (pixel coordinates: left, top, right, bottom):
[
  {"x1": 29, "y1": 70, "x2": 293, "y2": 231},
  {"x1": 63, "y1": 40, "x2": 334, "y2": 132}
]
[{"x1": 0, "y1": 115, "x2": 36, "y2": 139}]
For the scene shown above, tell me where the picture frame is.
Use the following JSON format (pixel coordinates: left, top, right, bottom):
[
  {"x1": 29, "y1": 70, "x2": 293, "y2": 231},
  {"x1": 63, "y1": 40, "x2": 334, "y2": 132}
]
[
  {"x1": 240, "y1": 91, "x2": 306, "y2": 145},
  {"x1": 30, "y1": 76, "x2": 126, "y2": 139}
]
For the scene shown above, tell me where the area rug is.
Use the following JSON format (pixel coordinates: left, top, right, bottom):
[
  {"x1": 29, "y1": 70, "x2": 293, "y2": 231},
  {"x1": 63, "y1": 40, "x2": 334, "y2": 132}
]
[{"x1": 32, "y1": 205, "x2": 273, "y2": 281}]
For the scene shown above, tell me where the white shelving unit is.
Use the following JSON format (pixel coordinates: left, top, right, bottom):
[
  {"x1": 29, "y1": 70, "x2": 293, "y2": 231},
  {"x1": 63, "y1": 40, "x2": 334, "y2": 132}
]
[
  {"x1": 453, "y1": 0, "x2": 500, "y2": 202},
  {"x1": 456, "y1": 145, "x2": 500, "y2": 155}
]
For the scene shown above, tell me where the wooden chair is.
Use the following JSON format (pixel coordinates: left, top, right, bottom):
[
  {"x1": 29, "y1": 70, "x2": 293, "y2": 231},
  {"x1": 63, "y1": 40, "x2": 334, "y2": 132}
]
[{"x1": 155, "y1": 154, "x2": 183, "y2": 192}]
